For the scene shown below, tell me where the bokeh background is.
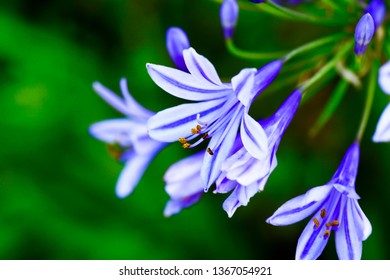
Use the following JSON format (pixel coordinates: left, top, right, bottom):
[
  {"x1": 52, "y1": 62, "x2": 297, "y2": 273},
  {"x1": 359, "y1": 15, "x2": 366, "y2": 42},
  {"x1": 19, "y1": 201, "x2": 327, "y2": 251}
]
[{"x1": 0, "y1": 0, "x2": 389, "y2": 260}]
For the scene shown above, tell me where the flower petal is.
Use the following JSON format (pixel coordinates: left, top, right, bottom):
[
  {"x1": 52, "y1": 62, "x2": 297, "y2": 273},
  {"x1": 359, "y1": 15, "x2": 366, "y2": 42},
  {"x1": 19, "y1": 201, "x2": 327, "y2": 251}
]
[
  {"x1": 222, "y1": 183, "x2": 258, "y2": 218},
  {"x1": 372, "y1": 103, "x2": 390, "y2": 142},
  {"x1": 240, "y1": 114, "x2": 268, "y2": 160},
  {"x1": 232, "y1": 68, "x2": 257, "y2": 107},
  {"x1": 335, "y1": 199, "x2": 363, "y2": 260},
  {"x1": 93, "y1": 82, "x2": 129, "y2": 116},
  {"x1": 119, "y1": 78, "x2": 154, "y2": 119},
  {"x1": 352, "y1": 200, "x2": 372, "y2": 241},
  {"x1": 183, "y1": 48, "x2": 223, "y2": 85},
  {"x1": 146, "y1": 63, "x2": 230, "y2": 101},
  {"x1": 266, "y1": 185, "x2": 332, "y2": 226},
  {"x1": 115, "y1": 154, "x2": 154, "y2": 198},
  {"x1": 89, "y1": 119, "x2": 138, "y2": 146},
  {"x1": 164, "y1": 192, "x2": 203, "y2": 217},
  {"x1": 164, "y1": 152, "x2": 204, "y2": 184},
  {"x1": 147, "y1": 98, "x2": 226, "y2": 142},
  {"x1": 379, "y1": 61, "x2": 390, "y2": 95}
]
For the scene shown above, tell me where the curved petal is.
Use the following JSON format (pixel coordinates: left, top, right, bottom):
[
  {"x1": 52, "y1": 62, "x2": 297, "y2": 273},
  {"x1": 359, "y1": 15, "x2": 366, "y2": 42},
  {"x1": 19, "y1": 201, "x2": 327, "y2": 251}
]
[
  {"x1": 235, "y1": 156, "x2": 272, "y2": 186},
  {"x1": 164, "y1": 192, "x2": 203, "y2": 217},
  {"x1": 333, "y1": 184, "x2": 360, "y2": 199},
  {"x1": 222, "y1": 183, "x2": 258, "y2": 218},
  {"x1": 352, "y1": 200, "x2": 372, "y2": 241},
  {"x1": 240, "y1": 114, "x2": 268, "y2": 160},
  {"x1": 335, "y1": 199, "x2": 363, "y2": 260},
  {"x1": 378, "y1": 61, "x2": 390, "y2": 95},
  {"x1": 120, "y1": 78, "x2": 154, "y2": 119},
  {"x1": 215, "y1": 173, "x2": 238, "y2": 194},
  {"x1": 147, "y1": 98, "x2": 226, "y2": 142},
  {"x1": 93, "y1": 82, "x2": 129, "y2": 116},
  {"x1": 164, "y1": 152, "x2": 204, "y2": 184},
  {"x1": 372, "y1": 103, "x2": 390, "y2": 142},
  {"x1": 266, "y1": 185, "x2": 333, "y2": 226},
  {"x1": 183, "y1": 48, "x2": 222, "y2": 85},
  {"x1": 231, "y1": 68, "x2": 257, "y2": 107},
  {"x1": 115, "y1": 154, "x2": 155, "y2": 198},
  {"x1": 165, "y1": 174, "x2": 204, "y2": 198},
  {"x1": 146, "y1": 63, "x2": 231, "y2": 101},
  {"x1": 89, "y1": 119, "x2": 138, "y2": 146}
]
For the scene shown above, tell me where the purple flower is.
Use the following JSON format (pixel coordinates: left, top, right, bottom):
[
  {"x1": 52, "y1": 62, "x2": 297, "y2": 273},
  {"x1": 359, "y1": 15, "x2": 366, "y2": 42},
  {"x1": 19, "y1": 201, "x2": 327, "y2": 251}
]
[
  {"x1": 166, "y1": 27, "x2": 190, "y2": 72},
  {"x1": 163, "y1": 152, "x2": 204, "y2": 216},
  {"x1": 220, "y1": 0, "x2": 239, "y2": 40},
  {"x1": 267, "y1": 142, "x2": 372, "y2": 260},
  {"x1": 215, "y1": 89, "x2": 302, "y2": 217},
  {"x1": 354, "y1": 13, "x2": 375, "y2": 56},
  {"x1": 373, "y1": 61, "x2": 390, "y2": 142},
  {"x1": 89, "y1": 78, "x2": 165, "y2": 198},
  {"x1": 147, "y1": 48, "x2": 282, "y2": 190},
  {"x1": 249, "y1": 0, "x2": 307, "y2": 4},
  {"x1": 365, "y1": 0, "x2": 386, "y2": 29}
]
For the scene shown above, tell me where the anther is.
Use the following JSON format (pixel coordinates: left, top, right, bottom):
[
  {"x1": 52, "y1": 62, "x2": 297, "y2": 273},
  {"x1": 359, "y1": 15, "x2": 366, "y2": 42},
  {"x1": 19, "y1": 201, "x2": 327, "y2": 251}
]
[
  {"x1": 320, "y1": 208, "x2": 326, "y2": 219},
  {"x1": 191, "y1": 128, "x2": 198, "y2": 134},
  {"x1": 183, "y1": 143, "x2": 191, "y2": 149},
  {"x1": 323, "y1": 230, "x2": 330, "y2": 238},
  {"x1": 313, "y1": 218, "x2": 320, "y2": 228},
  {"x1": 202, "y1": 132, "x2": 209, "y2": 139},
  {"x1": 332, "y1": 220, "x2": 339, "y2": 226},
  {"x1": 207, "y1": 147, "x2": 214, "y2": 155},
  {"x1": 178, "y1": 138, "x2": 187, "y2": 144},
  {"x1": 196, "y1": 125, "x2": 202, "y2": 132}
]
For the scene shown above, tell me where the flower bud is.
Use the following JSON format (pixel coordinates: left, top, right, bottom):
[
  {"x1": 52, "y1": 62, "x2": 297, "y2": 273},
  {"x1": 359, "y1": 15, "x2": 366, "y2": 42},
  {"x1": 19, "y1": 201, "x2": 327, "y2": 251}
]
[
  {"x1": 220, "y1": 0, "x2": 239, "y2": 40},
  {"x1": 166, "y1": 27, "x2": 190, "y2": 72},
  {"x1": 365, "y1": 0, "x2": 386, "y2": 29},
  {"x1": 354, "y1": 13, "x2": 375, "y2": 56}
]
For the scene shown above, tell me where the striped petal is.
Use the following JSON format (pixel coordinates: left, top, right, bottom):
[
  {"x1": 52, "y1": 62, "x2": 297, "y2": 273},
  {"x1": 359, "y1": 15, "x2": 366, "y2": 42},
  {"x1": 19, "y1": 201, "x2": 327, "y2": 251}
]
[
  {"x1": 372, "y1": 103, "x2": 390, "y2": 142},
  {"x1": 240, "y1": 114, "x2": 268, "y2": 160},
  {"x1": 222, "y1": 183, "x2": 258, "y2": 218},
  {"x1": 232, "y1": 68, "x2": 257, "y2": 107},
  {"x1": 93, "y1": 82, "x2": 130, "y2": 116},
  {"x1": 89, "y1": 119, "x2": 138, "y2": 146}
]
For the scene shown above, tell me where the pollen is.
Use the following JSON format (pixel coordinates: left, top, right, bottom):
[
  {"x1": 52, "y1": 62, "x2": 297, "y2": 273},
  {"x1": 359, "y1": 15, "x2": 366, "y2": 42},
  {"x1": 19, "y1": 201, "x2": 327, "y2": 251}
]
[
  {"x1": 320, "y1": 208, "x2": 326, "y2": 219},
  {"x1": 207, "y1": 147, "x2": 214, "y2": 156},
  {"x1": 182, "y1": 143, "x2": 191, "y2": 148},
  {"x1": 196, "y1": 125, "x2": 202, "y2": 132},
  {"x1": 313, "y1": 218, "x2": 320, "y2": 228},
  {"x1": 323, "y1": 230, "x2": 330, "y2": 238},
  {"x1": 178, "y1": 138, "x2": 187, "y2": 144},
  {"x1": 202, "y1": 132, "x2": 209, "y2": 139},
  {"x1": 191, "y1": 128, "x2": 198, "y2": 134}
]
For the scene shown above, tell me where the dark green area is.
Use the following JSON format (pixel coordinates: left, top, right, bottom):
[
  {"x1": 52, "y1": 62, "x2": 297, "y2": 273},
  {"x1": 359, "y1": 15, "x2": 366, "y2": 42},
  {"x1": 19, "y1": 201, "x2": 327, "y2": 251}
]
[{"x1": 0, "y1": 0, "x2": 388, "y2": 260}]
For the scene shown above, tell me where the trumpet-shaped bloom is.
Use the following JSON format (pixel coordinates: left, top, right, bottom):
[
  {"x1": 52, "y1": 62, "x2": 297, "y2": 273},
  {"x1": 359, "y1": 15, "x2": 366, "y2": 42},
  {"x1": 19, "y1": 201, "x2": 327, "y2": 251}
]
[
  {"x1": 267, "y1": 142, "x2": 372, "y2": 260},
  {"x1": 147, "y1": 47, "x2": 282, "y2": 189},
  {"x1": 166, "y1": 27, "x2": 190, "y2": 72},
  {"x1": 365, "y1": 0, "x2": 386, "y2": 29},
  {"x1": 215, "y1": 89, "x2": 302, "y2": 217},
  {"x1": 354, "y1": 13, "x2": 375, "y2": 56},
  {"x1": 163, "y1": 152, "x2": 205, "y2": 216},
  {"x1": 89, "y1": 79, "x2": 165, "y2": 198},
  {"x1": 373, "y1": 61, "x2": 390, "y2": 142}
]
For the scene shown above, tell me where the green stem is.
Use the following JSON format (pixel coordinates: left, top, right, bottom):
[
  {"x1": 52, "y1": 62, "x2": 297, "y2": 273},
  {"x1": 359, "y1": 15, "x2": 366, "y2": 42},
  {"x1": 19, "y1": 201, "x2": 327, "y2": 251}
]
[
  {"x1": 283, "y1": 33, "x2": 346, "y2": 62},
  {"x1": 226, "y1": 40, "x2": 286, "y2": 60},
  {"x1": 300, "y1": 40, "x2": 353, "y2": 92},
  {"x1": 356, "y1": 59, "x2": 379, "y2": 142}
]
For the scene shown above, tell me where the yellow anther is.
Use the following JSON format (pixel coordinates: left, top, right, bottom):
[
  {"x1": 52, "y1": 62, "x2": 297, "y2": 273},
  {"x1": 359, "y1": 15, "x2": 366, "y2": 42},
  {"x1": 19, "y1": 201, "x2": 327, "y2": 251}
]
[
  {"x1": 191, "y1": 128, "x2": 198, "y2": 134},
  {"x1": 196, "y1": 125, "x2": 202, "y2": 132},
  {"x1": 313, "y1": 218, "x2": 320, "y2": 228},
  {"x1": 323, "y1": 230, "x2": 330, "y2": 238},
  {"x1": 202, "y1": 132, "x2": 209, "y2": 139},
  {"x1": 332, "y1": 220, "x2": 339, "y2": 226},
  {"x1": 325, "y1": 222, "x2": 333, "y2": 227},
  {"x1": 182, "y1": 143, "x2": 191, "y2": 149},
  {"x1": 320, "y1": 208, "x2": 326, "y2": 219},
  {"x1": 207, "y1": 147, "x2": 214, "y2": 156},
  {"x1": 178, "y1": 138, "x2": 187, "y2": 144}
]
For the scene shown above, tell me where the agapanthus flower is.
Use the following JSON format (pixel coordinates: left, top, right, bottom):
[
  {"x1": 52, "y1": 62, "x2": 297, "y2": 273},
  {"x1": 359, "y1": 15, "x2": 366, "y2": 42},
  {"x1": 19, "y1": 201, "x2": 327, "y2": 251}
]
[
  {"x1": 220, "y1": 0, "x2": 239, "y2": 40},
  {"x1": 163, "y1": 152, "x2": 204, "y2": 217},
  {"x1": 166, "y1": 27, "x2": 190, "y2": 72},
  {"x1": 249, "y1": 0, "x2": 307, "y2": 5},
  {"x1": 267, "y1": 142, "x2": 372, "y2": 260},
  {"x1": 373, "y1": 61, "x2": 390, "y2": 142},
  {"x1": 215, "y1": 89, "x2": 302, "y2": 217},
  {"x1": 354, "y1": 13, "x2": 375, "y2": 56},
  {"x1": 147, "y1": 47, "x2": 283, "y2": 189},
  {"x1": 89, "y1": 78, "x2": 165, "y2": 198},
  {"x1": 365, "y1": 0, "x2": 386, "y2": 29}
]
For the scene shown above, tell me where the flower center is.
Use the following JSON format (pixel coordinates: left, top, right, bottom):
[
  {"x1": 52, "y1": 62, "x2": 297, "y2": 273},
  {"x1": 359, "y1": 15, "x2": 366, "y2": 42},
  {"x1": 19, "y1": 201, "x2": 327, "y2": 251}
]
[{"x1": 312, "y1": 208, "x2": 340, "y2": 239}]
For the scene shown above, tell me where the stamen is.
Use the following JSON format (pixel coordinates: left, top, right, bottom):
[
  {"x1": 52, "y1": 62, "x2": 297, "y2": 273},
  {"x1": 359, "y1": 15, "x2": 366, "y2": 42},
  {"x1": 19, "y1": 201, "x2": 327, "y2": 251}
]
[
  {"x1": 320, "y1": 208, "x2": 326, "y2": 219},
  {"x1": 207, "y1": 147, "x2": 214, "y2": 156},
  {"x1": 191, "y1": 128, "x2": 198, "y2": 134},
  {"x1": 196, "y1": 114, "x2": 208, "y2": 126},
  {"x1": 178, "y1": 138, "x2": 187, "y2": 144},
  {"x1": 196, "y1": 125, "x2": 202, "y2": 132},
  {"x1": 332, "y1": 220, "x2": 339, "y2": 226},
  {"x1": 202, "y1": 132, "x2": 209, "y2": 139},
  {"x1": 313, "y1": 218, "x2": 320, "y2": 228},
  {"x1": 323, "y1": 230, "x2": 330, "y2": 238},
  {"x1": 182, "y1": 143, "x2": 191, "y2": 148}
]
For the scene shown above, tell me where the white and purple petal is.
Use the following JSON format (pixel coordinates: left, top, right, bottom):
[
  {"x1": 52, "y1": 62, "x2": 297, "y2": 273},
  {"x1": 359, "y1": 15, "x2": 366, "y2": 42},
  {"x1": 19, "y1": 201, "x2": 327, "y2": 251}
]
[{"x1": 373, "y1": 103, "x2": 390, "y2": 142}]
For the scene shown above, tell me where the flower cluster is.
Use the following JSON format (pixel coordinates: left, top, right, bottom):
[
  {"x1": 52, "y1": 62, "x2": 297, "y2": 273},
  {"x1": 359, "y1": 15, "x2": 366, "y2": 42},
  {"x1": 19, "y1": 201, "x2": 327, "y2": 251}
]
[{"x1": 89, "y1": 0, "x2": 390, "y2": 259}]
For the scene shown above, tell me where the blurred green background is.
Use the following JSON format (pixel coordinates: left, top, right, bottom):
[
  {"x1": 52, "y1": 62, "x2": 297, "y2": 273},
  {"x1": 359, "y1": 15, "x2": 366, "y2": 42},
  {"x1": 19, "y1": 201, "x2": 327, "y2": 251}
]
[{"x1": 0, "y1": 0, "x2": 388, "y2": 260}]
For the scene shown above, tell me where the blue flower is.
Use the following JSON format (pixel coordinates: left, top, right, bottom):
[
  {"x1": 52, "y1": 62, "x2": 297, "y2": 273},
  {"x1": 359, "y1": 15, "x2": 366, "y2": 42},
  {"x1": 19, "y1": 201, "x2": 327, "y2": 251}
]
[
  {"x1": 166, "y1": 27, "x2": 191, "y2": 72},
  {"x1": 267, "y1": 142, "x2": 372, "y2": 260},
  {"x1": 215, "y1": 89, "x2": 302, "y2": 217},
  {"x1": 354, "y1": 13, "x2": 375, "y2": 56},
  {"x1": 147, "y1": 48, "x2": 283, "y2": 189},
  {"x1": 163, "y1": 152, "x2": 205, "y2": 217},
  {"x1": 220, "y1": 0, "x2": 239, "y2": 40},
  {"x1": 89, "y1": 78, "x2": 165, "y2": 198},
  {"x1": 373, "y1": 61, "x2": 390, "y2": 142},
  {"x1": 365, "y1": 0, "x2": 386, "y2": 29}
]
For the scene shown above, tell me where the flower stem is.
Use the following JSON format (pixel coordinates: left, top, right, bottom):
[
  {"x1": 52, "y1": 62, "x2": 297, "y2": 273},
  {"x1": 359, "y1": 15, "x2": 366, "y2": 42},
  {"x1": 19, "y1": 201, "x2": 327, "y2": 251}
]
[
  {"x1": 226, "y1": 39, "x2": 286, "y2": 60},
  {"x1": 356, "y1": 59, "x2": 379, "y2": 142},
  {"x1": 283, "y1": 33, "x2": 346, "y2": 62},
  {"x1": 300, "y1": 40, "x2": 353, "y2": 93}
]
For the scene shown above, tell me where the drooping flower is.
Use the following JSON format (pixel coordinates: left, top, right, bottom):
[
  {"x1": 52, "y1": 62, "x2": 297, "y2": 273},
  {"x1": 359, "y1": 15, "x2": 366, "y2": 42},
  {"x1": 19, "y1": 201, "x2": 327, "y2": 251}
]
[
  {"x1": 163, "y1": 152, "x2": 205, "y2": 216},
  {"x1": 354, "y1": 13, "x2": 375, "y2": 56},
  {"x1": 89, "y1": 78, "x2": 165, "y2": 198},
  {"x1": 267, "y1": 142, "x2": 372, "y2": 260},
  {"x1": 146, "y1": 47, "x2": 283, "y2": 190},
  {"x1": 365, "y1": 0, "x2": 386, "y2": 29},
  {"x1": 220, "y1": 0, "x2": 239, "y2": 40},
  {"x1": 166, "y1": 27, "x2": 191, "y2": 72},
  {"x1": 215, "y1": 89, "x2": 302, "y2": 217},
  {"x1": 373, "y1": 61, "x2": 390, "y2": 142}
]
